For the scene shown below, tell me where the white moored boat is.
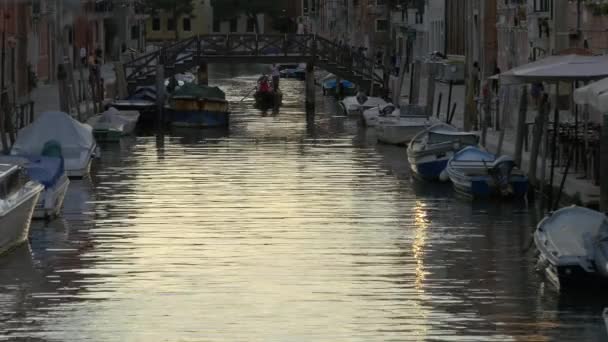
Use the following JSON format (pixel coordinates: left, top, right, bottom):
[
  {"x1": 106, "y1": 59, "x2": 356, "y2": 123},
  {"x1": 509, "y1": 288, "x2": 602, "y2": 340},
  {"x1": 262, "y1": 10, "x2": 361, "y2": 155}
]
[
  {"x1": 407, "y1": 124, "x2": 479, "y2": 180},
  {"x1": 0, "y1": 163, "x2": 44, "y2": 256},
  {"x1": 375, "y1": 104, "x2": 435, "y2": 145},
  {"x1": 339, "y1": 95, "x2": 387, "y2": 116},
  {"x1": 534, "y1": 206, "x2": 608, "y2": 291},
  {"x1": 0, "y1": 155, "x2": 69, "y2": 219},
  {"x1": 86, "y1": 107, "x2": 140, "y2": 142},
  {"x1": 11, "y1": 111, "x2": 98, "y2": 178}
]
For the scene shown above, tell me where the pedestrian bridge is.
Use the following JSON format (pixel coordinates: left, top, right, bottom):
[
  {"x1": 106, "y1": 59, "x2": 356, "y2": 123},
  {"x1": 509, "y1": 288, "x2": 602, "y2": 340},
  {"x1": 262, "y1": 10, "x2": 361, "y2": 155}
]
[{"x1": 124, "y1": 34, "x2": 390, "y2": 95}]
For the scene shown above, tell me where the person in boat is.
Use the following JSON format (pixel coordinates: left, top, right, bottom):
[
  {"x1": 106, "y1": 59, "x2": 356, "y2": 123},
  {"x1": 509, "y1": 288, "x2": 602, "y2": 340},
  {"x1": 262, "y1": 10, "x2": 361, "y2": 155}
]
[
  {"x1": 271, "y1": 64, "x2": 280, "y2": 91},
  {"x1": 258, "y1": 75, "x2": 271, "y2": 93}
]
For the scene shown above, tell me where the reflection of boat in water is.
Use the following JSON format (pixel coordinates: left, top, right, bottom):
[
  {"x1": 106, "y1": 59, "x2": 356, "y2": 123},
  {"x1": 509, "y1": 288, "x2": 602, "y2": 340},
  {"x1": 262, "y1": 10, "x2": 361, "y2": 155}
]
[
  {"x1": 165, "y1": 83, "x2": 230, "y2": 128},
  {"x1": 0, "y1": 163, "x2": 44, "y2": 256},
  {"x1": 535, "y1": 206, "x2": 608, "y2": 291}
]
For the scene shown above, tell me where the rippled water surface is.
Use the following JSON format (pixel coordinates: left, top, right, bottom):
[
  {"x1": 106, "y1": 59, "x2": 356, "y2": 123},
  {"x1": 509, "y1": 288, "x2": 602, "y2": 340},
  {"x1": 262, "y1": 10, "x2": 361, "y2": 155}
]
[{"x1": 1, "y1": 65, "x2": 607, "y2": 341}]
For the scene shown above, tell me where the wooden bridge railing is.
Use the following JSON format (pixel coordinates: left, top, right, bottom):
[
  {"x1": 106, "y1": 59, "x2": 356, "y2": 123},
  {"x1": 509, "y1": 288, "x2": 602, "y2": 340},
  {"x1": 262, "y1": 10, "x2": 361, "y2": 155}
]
[{"x1": 124, "y1": 34, "x2": 391, "y2": 91}]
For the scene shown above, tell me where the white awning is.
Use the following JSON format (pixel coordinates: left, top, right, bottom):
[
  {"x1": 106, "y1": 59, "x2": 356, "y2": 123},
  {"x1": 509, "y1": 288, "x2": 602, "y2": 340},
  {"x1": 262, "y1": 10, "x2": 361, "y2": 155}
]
[
  {"x1": 499, "y1": 55, "x2": 608, "y2": 84},
  {"x1": 573, "y1": 77, "x2": 608, "y2": 113}
]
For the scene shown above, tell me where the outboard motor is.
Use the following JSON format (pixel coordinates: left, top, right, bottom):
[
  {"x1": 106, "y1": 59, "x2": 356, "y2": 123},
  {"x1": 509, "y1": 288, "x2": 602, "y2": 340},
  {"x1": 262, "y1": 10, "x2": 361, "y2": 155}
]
[
  {"x1": 489, "y1": 156, "x2": 515, "y2": 196},
  {"x1": 356, "y1": 91, "x2": 368, "y2": 105},
  {"x1": 379, "y1": 104, "x2": 396, "y2": 117}
]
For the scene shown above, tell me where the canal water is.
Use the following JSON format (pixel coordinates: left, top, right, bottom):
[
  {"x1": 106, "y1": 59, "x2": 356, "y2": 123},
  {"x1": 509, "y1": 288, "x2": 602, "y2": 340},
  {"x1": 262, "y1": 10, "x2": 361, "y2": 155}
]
[{"x1": 1, "y1": 65, "x2": 607, "y2": 341}]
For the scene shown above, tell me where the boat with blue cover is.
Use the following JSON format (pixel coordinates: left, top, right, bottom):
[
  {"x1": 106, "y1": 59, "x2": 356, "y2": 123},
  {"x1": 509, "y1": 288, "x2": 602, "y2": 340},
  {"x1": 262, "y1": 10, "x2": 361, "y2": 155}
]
[
  {"x1": 165, "y1": 83, "x2": 230, "y2": 128},
  {"x1": 0, "y1": 150, "x2": 70, "y2": 219},
  {"x1": 444, "y1": 146, "x2": 528, "y2": 198},
  {"x1": 322, "y1": 74, "x2": 356, "y2": 96},
  {"x1": 407, "y1": 124, "x2": 479, "y2": 180}
]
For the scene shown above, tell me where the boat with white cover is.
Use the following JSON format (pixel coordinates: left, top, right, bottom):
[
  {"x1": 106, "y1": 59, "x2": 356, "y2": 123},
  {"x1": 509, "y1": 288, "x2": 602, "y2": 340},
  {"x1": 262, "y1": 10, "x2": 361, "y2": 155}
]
[
  {"x1": 0, "y1": 163, "x2": 44, "y2": 256},
  {"x1": 407, "y1": 124, "x2": 479, "y2": 180},
  {"x1": 11, "y1": 111, "x2": 98, "y2": 178},
  {"x1": 534, "y1": 206, "x2": 608, "y2": 290},
  {"x1": 0, "y1": 154, "x2": 69, "y2": 219},
  {"x1": 375, "y1": 104, "x2": 436, "y2": 145},
  {"x1": 86, "y1": 107, "x2": 140, "y2": 142},
  {"x1": 339, "y1": 95, "x2": 387, "y2": 116},
  {"x1": 444, "y1": 146, "x2": 528, "y2": 198}
]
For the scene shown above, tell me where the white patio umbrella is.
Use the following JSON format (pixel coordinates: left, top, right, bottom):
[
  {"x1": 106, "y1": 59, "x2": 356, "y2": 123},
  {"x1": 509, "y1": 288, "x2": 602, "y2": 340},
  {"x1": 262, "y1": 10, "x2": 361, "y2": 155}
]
[
  {"x1": 499, "y1": 54, "x2": 608, "y2": 84},
  {"x1": 573, "y1": 77, "x2": 608, "y2": 112}
]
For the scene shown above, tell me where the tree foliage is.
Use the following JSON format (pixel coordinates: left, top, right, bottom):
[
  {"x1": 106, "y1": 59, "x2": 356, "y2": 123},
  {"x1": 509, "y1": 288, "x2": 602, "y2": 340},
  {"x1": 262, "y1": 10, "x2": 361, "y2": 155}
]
[{"x1": 210, "y1": 0, "x2": 279, "y2": 33}]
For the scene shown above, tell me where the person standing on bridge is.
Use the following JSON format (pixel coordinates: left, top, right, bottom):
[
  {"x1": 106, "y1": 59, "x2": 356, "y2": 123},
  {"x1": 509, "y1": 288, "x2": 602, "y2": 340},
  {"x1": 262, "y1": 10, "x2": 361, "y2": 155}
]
[{"x1": 271, "y1": 64, "x2": 280, "y2": 92}]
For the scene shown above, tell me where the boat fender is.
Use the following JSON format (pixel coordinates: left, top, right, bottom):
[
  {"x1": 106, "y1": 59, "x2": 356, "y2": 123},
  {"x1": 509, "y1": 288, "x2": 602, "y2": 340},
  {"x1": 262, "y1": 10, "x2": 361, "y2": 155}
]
[{"x1": 439, "y1": 169, "x2": 449, "y2": 182}]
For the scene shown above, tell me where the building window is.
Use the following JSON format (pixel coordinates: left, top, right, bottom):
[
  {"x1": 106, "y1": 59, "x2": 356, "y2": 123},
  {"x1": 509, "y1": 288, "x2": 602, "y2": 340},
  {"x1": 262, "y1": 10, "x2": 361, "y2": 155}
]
[
  {"x1": 167, "y1": 18, "x2": 175, "y2": 31},
  {"x1": 246, "y1": 17, "x2": 255, "y2": 33},
  {"x1": 376, "y1": 19, "x2": 388, "y2": 32},
  {"x1": 230, "y1": 18, "x2": 237, "y2": 33},
  {"x1": 183, "y1": 18, "x2": 191, "y2": 31},
  {"x1": 131, "y1": 25, "x2": 139, "y2": 40},
  {"x1": 213, "y1": 19, "x2": 221, "y2": 32},
  {"x1": 152, "y1": 17, "x2": 160, "y2": 31}
]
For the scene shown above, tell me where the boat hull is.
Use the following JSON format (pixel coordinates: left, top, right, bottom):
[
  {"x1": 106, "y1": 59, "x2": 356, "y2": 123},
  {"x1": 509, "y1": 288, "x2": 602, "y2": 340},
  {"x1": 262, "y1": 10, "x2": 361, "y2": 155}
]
[
  {"x1": 93, "y1": 129, "x2": 124, "y2": 143},
  {"x1": 536, "y1": 252, "x2": 608, "y2": 291},
  {"x1": 65, "y1": 147, "x2": 94, "y2": 179},
  {"x1": 0, "y1": 183, "x2": 43, "y2": 256},
  {"x1": 33, "y1": 174, "x2": 69, "y2": 219},
  {"x1": 448, "y1": 172, "x2": 529, "y2": 198},
  {"x1": 166, "y1": 109, "x2": 230, "y2": 128},
  {"x1": 409, "y1": 157, "x2": 450, "y2": 181},
  {"x1": 254, "y1": 91, "x2": 282, "y2": 110}
]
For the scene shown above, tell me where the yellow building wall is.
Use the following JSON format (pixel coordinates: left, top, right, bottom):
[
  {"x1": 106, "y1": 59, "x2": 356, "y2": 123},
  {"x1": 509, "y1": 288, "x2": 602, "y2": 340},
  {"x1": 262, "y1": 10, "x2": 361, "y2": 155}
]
[{"x1": 146, "y1": 2, "x2": 211, "y2": 41}]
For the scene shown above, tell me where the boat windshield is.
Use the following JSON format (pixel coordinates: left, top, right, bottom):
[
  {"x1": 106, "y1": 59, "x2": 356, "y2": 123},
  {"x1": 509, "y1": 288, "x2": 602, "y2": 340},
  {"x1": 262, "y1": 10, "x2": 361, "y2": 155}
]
[
  {"x1": 428, "y1": 132, "x2": 478, "y2": 146},
  {"x1": 0, "y1": 169, "x2": 29, "y2": 200}
]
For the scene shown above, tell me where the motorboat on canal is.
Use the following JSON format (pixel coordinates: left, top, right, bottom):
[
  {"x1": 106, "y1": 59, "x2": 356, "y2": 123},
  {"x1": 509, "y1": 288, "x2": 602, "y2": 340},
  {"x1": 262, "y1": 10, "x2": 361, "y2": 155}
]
[
  {"x1": 279, "y1": 64, "x2": 305, "y2": 80},
  {"x1": 86, "y1": 107, "x2": 140, "y2": 142},
  {"x1": 0, "y1": 151, "x2": 69, "y2": 220},
  {"x1": 165, "y1": 83, "x2": 230, "y2": 128},
  {"x1": 11, "y1": 111, "x2": 99, "y2": 178},
  {"x1": 407, "y1": 124, "x2": 480, "y2": 180},
  {"x1": 443, "y1": 146, "x2": 528, "y2": 198},
  {"x1": 254, "y1": 75, "x2": 282, "y2": 110},
  {"x1": 375, "y1": 104, "x2": 436, "y2": 145},
  {"x1": 534, "y1": 206, "x2": 608, "y2": 291},
  {"x1": 322, "y1": 74, "x2": 356, "y2": 96},
  {"x1": 0, "y1": 163, "x2": 44, "y2": 256},
  {"x1": 339, "y1": 94, "x2": 387, "y2": 116}
]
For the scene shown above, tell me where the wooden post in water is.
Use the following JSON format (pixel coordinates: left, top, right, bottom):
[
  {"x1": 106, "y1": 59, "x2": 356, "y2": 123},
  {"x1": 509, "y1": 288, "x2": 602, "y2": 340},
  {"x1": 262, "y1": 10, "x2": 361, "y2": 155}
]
[
  {"x1": 305, "y1": 62, "x2": 315, "y2": 114},
  {"x1": 514, "y1": 85, "x2": 528, "y2": 166},
  {"x1": 57, "y1": 63, "x2": 70, "y2": 113},
  {"x1": 198, "y1": 62, "x2": 209, "y2": 86},
  {"x1": 114, "y1": 61, "x2": 128, "y2": 100},
  {"x1": 601, "y1": 114, "x2": 608, "y2": 212},
  {"x1": 425, "y1": 62, "x2": 437, "y2": 117},
  {"x1": 528, "y1": 93, "x2": 547, "y2": 186},
  {"x1": 155, "y1": 63, "x2": 165, "y2": 130},
  {"x1": 548, "y1": 83, "x2": 561, "y2": 207}
]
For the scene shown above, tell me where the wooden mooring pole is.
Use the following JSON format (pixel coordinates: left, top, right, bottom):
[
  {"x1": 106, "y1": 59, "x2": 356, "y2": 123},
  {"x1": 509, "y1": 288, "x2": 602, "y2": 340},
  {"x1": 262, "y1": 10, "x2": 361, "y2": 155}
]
[
  {"x1": 601, "y1": 114, "x2": 608, "y2": 212},
  {"x1": 305, "y1": 62, "x2": 315, "y2": 114}
]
